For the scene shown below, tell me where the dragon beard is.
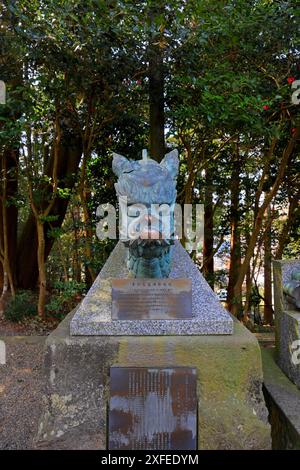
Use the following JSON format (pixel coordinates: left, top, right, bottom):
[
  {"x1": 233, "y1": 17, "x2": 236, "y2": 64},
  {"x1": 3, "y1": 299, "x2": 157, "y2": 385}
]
[{"x1": 124, "y1": 238, "x2": 174, "y2": 278}]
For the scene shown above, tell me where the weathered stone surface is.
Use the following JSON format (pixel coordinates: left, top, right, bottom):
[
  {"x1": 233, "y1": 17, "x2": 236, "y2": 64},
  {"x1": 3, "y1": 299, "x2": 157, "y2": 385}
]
[
  {"x1": 283, "y1": 279, "x2": 300, "y2": 309},
  {"x1": 273, "y1": 260, "x2": 300, "y2": 389},
  {"x1": 35, "y1": 311, "x2": 270, "y2": 450},
  {"x1": 262, "y1": 348, "x2": 300, "y2": 450},
  {"x1": 70, "y1": 242, "x2": 233, "y2": 336}
]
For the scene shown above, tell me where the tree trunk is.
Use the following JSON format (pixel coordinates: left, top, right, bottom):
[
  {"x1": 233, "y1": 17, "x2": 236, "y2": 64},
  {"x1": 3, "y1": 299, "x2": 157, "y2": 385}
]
[
  {"x1": 82, "y1": 196, "x2": 96, "y2": 283},
  {"x1": 233, "y1": 129, "x2": 299, "y2": 308},
  {"x1": 0, "y1": 9, "x2": 21, "y2": 291},
  {"x1": 6, "y1": 149, "x2": 18, "y2": 287},
  {"x1": 36, "y1": 220, "x2": 46, "y2": 318},
  {"x1": 275, "y1": 192, "x2": 300, "y2": 259},
  {"x1": 244, "y1": 264, "x2": 252, "y2": 318},
  {"x1": 79, "y1": 147, "x2": 96, "y2": 283},
  {"x1": 0, "y1": 148, "x2": 18, "y2": 292},
  {"x1": 264, "y1": 205, "x2": 273, "y2": 324},
  {"x1": 243, "y1": 186, "x2": 252, "y2": 317},
  {"x1": 1, "y1": 152, "x2": 16, "y2": 298},
  {"x1": 72, "y1": 204, "x2": 82, "y2": 283},
  {"x1": 148, "y1": 6, "x2": 165, "y2": 162},
  {"x1": 202, "y1": 168, "x2": 214, "y2": 289},
  {"x1": 227, "y1": 141, "x2": 242, "y2": 315}
]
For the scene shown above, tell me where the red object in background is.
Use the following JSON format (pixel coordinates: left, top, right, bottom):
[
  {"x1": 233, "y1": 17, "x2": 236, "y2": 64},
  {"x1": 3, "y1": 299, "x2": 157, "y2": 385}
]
[
  {"x1": 288, "y1": 77, "x2": 296, "y2": 84},
  {"x1": 263, "y1": 105, "x2": 270, "y2": 110},
  {"x1": 291, "y1": 128, "x2": 297, "y2": 134}
]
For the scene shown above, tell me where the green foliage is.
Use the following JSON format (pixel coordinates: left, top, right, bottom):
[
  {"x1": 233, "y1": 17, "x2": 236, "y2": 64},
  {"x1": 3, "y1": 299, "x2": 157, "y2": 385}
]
[
  {"x1": 1, "y1": 0, "x2": 299, "y2": 318},
  {"x1": 5, "y1": 290, "x2": 37, "y2": 322},
  {"x1": 46, "y1": 280, "x2": 86, "y2": 319}
]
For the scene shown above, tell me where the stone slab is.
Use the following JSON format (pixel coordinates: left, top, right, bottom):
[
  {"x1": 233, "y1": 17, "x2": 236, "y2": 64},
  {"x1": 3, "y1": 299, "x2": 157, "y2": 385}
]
[
  {"x1": 273, "y1": 258, "x2": 300, "y2": 304},
  {"x1": 262, "y1": 348, "x2": 300, "y2": 449},
  {"x1": 273, "y1": 260, "x2": 300, "y2": 388},
  {"x1": 35, "y1": 311, "x2": 270, "y2": 450},
  {"x1": 277, "y1": 310, "x2": 300, "y2": 389},
  {"x1": 108, "y1": 367, "x2": 197, "y2": 450},
  {"x1": 70, "y1": 242, "x2": 233, "y2": 336}
]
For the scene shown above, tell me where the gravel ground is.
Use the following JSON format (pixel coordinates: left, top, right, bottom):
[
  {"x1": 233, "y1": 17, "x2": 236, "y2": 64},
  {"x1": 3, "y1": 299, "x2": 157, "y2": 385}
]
[{"x1": 0, "y1": 336, "x2": 46, "y2": 449}]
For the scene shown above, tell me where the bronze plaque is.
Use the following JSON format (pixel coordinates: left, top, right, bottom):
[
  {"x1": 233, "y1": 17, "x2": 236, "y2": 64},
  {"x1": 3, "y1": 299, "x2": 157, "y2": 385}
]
[
  {"x1": 108, "y1": 367, "x2": 197, "y2": 450},
  {"x1": 111, "y1": 278, "x2": 192, "y2": 320}
]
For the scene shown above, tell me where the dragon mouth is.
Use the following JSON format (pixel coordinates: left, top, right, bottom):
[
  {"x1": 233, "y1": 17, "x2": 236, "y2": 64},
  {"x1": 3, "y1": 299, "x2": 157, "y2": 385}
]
[
  {"x1": 126, "y1": 237, "x2": 171, "y2": 248},
  {"x1": 125, "y1": 237, "x2": 172, "y2": 260}
]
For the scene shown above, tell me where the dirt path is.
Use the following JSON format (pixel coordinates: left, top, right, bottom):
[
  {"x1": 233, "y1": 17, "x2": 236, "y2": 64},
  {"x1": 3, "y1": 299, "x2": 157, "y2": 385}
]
[
  {"x1": 0, "y1": 314, "x2": 58, "y2": 336},
  {"x1": 0, "y1": 336, "x2": 45, "y2": 449}
]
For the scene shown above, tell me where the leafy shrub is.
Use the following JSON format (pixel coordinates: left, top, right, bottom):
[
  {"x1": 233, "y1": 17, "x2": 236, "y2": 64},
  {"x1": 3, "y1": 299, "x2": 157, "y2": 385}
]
[
  {"x1": 5, "y1": 290, "x2": 37, "y2": 322},
  {"x1": 46, "y1": 280, "x2": 85, "y2": 319}
]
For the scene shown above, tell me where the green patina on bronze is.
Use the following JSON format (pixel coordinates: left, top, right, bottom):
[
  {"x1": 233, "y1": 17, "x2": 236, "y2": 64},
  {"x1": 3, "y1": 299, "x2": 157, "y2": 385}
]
[{"x1": 112, "y1": 150, "x2": 179, "y2": 278}]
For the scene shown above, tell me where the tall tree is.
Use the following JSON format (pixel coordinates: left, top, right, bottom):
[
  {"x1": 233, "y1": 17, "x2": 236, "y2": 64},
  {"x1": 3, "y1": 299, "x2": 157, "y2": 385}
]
[
  {"x1": 202, "y1": 167, "x2": 214, "y2": 288},
  {"x1": 264, "y1": 205, "x2": 273, "y2": 324},
  {"x1": 148, "y1": 2, "x2": 166, "y2": 161},
  {"x1": 227, "y1": 139, "x2": 242, "y2": 315}
]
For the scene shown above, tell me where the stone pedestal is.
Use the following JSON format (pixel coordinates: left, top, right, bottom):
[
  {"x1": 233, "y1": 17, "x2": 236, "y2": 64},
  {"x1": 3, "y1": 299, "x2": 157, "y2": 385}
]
[
  {"x1": 36, "y1": 312, "x2": 270, "y2": 450},
  {"x1": 35, "y1": 242, "x2": 270, "y2": 450},
  {"x1": 273, "y1": 260, "x2": 300, "y2": 389},
  {"x1": 70, "y1": 242, "x2": 233, "y2": 336}
]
